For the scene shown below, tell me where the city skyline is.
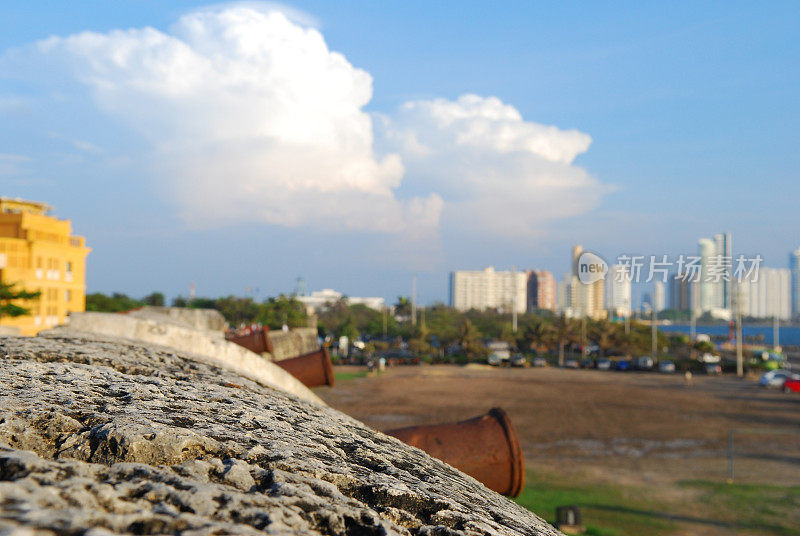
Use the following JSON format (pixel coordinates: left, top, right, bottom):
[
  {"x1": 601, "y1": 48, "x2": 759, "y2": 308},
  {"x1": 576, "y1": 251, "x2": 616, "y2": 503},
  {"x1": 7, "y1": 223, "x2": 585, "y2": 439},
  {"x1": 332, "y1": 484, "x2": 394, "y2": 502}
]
[
  {"x1": 1, "y1": 2, "x2": 798, "y2": 304},
  {"x1": 446, "y1": 230, "x2": 798, "y2": 319}
]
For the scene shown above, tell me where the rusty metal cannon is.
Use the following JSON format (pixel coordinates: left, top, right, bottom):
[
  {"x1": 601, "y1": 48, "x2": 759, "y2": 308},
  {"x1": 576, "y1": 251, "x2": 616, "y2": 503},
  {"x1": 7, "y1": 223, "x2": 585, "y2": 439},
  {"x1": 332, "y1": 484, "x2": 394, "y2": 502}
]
[
  {"x1": 273, "y1": 347, "x2": 335, "y2": 388},
  {"x1": 386, "y1": 407, "x2": 524, "y2": 497},
  {"x1": 227, "y1": 327, "x2": 271, "y2": 354}
]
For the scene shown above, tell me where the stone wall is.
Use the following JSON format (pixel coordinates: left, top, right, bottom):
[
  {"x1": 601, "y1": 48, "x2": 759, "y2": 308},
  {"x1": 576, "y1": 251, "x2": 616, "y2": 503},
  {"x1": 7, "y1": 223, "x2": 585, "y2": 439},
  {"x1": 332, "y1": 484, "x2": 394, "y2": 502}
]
[
  {"x1": 0, "y1": 326, "x2": 20, "y2": 336},
  {"x1": 127, "y1": 306, "x2": 227, "y2": 336},
  {"x1": 0, "y1": 334, "x2": 558, "y2": 535},
  {"x1": 267, "y1": 327, "x2": 320, "y2": 361}
]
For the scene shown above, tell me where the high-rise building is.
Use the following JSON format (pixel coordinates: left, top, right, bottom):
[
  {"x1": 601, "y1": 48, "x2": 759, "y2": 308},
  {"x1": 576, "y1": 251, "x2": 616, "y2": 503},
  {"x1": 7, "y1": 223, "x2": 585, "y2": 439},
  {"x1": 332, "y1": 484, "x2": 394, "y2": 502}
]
[
  {"x1": 791, "y1": 248, "x2": 800, "y2": 318},
  {"x1": 569, "y1": 246, "x2": 582, "y2": 313},
  {"x1": 714, "y1": 232, "x2": 732, "y2": 309},
  {"x1": 527, "y1": 270, "x2": 556, "y2": 311},
  {"x1": 738, "y1": 267, "x2": 791, "y2": 320},
  {"x1": 698, "y1": 232, "x2": 732, "y2": 313},
  {"x1": 0, "y1": 198, "x2": 90, "y2": 335},
  {"x1": 653, "y1": 281, "x2": 666, "y2": 312},
  {"x1": 669, "y1": 271, "x2": 694, "y2": 311},
  {"x1": 606, "y1": 264, "x2": 631, "y2": 317},
  {"x1": 449, "y1": 267, "x2": 527, "y2": 313},
  {"x1": 570, "y1": 245, "x2": 605, "y2": 319},
  {"x1": 556, "y1": 272, "x2": 571, "y2": 313},
  {"x1": 698, "y1": 237, "x2": 717, "y2": 312}
]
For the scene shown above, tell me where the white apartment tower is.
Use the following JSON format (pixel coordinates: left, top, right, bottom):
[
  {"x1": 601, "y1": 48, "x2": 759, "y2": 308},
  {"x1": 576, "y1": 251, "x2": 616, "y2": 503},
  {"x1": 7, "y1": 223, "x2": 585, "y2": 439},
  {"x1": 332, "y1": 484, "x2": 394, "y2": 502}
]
[
  {"x1": 606, "y1": 264, "x2": 632, "y2": 317},
  {"x1": 653, "y1": 280, "x2": 666, "y2": 312},
  {"x1": 449, "y1": 267, "x2": 528, "y2": 313},
  {"x1": 737, "y1": 267, "x2": 791, "y2": 320},
  {"x1": 715, "y1": 232, "x2": 732, "y2": 309},
  {"x1": 698, "y1": 237, "x2": 717, "y2": 312},
  {"x1": 556, "y1": 272, "x2": 571, "y2": 313},
  {"x1": 698, "y1": 232, "x2": 732, "y2": 314}
]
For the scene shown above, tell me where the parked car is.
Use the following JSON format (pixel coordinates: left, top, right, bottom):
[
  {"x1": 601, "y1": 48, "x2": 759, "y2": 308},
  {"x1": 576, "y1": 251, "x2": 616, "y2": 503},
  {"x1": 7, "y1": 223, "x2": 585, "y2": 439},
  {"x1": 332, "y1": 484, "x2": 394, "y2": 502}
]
[
  {"x1": 597, "y1": 359, "x2": 612, "y2": 370},
  {"x1": 615, "y1": 360, "x2": 631, "y2": 371},
  {"x1": 532, "y1": 356, "x2": 548, "y2": 367},
  {"x1": 564, "y1": 359, "x2": 580, "y2": 369},
  {"x1": 487, "y1": 340, "x2": 511, "y2": 366},
  {"x1": 658, "y1": 360, "x2": 676, "y2": 373},
  {"x1": 581, "y1": 359, "x2": 595, "y2": 369},
  {"x1": 759, "y1": 370, "x2": 796, "y2": 388},
  {"x1": 635, "y1": 356, "x2": 654, "y2": 371},
  {"x1": 783, "y1": 377, "x2": 800, "y2": 393},
  {"x1": 705, "y1": 363, "x2": 722, "y2": 375},
  {"x1": 510, "y1": 354, "x2": 528, "y2": 367}
]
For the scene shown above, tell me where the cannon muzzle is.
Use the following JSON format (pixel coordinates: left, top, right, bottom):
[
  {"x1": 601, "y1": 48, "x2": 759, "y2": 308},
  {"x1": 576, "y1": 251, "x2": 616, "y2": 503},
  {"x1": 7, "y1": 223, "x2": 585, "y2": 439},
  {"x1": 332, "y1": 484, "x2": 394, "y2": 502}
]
[
  {"x1": 386, "y1": 408, "x2": 524, "y2": 497},
  {"x1": 274, "y1": 347, "x2": 335, "y2": 388}
]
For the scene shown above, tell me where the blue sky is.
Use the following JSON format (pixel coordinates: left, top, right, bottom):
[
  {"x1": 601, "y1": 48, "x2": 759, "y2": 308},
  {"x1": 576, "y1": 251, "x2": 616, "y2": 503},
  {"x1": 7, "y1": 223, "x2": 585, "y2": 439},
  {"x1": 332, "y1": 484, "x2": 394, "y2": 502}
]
[{"x1": 1, "y1": 1, "x2": 798, "y2": 305}]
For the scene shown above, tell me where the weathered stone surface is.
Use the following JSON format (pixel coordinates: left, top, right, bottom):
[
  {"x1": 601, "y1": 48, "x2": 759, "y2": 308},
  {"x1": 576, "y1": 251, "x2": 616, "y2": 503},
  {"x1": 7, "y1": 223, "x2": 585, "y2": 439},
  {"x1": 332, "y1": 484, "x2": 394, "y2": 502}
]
[
  {"x1": 0, "y1": 334, "x2": 559, "y2": 536},
  {"x1": 50, "y1": 313, "x2": 321, "y2": 404}
]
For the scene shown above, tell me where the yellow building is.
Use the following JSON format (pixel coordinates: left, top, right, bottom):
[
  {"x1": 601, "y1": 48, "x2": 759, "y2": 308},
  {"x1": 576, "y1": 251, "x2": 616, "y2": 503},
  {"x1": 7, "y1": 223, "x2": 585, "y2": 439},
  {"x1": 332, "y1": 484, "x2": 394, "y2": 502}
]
[{"x1": 0, "y1": 198, "x2": 90, "y2": 335}]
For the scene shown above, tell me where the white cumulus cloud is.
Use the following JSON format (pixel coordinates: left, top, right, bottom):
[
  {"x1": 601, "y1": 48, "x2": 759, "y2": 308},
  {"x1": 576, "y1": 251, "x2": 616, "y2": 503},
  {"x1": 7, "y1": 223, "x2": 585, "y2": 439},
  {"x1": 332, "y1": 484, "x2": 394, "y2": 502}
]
[
  {"x1": 2, "y1": 5, "x2": 611, "y2": 258},
  {"x1": 25, "y1": 5, "x2": 441, "y2": 235},
  {"x1": 380, "y1": 94, "x2": 609, "y2": 238}
]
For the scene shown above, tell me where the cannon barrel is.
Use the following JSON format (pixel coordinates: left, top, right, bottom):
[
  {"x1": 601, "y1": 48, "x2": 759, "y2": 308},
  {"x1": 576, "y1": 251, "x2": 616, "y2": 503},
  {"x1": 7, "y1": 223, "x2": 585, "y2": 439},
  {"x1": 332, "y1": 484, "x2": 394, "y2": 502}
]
[
  {"x1": 386, "y1": 407, "x2": 524, "y2": 497},
  {"x1": 227, "y1": 327, "x2": 271, "y2": 355},
  {"x1": 274, "y1": 347, "x2": 335, "y2": 388}
]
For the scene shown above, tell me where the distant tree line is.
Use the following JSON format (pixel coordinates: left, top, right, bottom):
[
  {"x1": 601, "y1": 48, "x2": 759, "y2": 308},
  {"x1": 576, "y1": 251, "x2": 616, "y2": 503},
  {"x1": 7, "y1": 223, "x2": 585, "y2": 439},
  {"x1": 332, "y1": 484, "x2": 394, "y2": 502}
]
[
  {"x1": 172, "y1": 294, "x2": 308, "y2": 329},
  {"x1": 86, "y1": 292, "x2": 307, "y2": 330},
  {"x1": 86, "y1": 292, "x2": 165, "y2": 313},
  {"x1": 83, "y1": 291, "x2": 728, "y2": 363},
  {"x1": 315, "y1": 297, "x2": 697, "y2": 364}
]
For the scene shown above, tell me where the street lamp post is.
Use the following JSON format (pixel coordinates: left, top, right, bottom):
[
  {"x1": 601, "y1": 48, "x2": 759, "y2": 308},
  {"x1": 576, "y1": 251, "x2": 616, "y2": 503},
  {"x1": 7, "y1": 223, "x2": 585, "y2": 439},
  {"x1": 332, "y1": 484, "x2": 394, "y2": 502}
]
[
  {"x1": 651, "y1": 306, "x2": 657, "y2": 360},
  {"x1": 734, "y1": 286, "x2": 743, "y2": 378}
]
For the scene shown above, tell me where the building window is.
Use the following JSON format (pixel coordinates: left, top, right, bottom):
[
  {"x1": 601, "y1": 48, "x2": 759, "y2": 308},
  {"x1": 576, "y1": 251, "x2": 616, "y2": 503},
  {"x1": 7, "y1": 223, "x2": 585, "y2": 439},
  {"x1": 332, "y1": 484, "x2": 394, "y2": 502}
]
[
  {"x1": 65, "y1": 290, "x2": 71, "y2": 302},
  {"x1": 66, "y1": 261, "x2": 72, "y2": 273}
]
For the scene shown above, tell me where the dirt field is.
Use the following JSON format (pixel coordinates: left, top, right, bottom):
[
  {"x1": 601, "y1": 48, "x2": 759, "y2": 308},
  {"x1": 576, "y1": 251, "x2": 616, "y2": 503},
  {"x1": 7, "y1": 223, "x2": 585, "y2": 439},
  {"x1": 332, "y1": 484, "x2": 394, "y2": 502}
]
[{"x1": 317, "y1": 365, "x2": 800, "y2": 535}]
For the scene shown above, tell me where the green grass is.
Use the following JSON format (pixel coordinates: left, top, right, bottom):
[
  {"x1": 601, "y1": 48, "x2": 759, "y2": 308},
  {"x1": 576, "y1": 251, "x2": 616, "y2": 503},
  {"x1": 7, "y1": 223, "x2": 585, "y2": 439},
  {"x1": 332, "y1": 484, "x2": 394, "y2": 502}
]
[
  {"x1": 333, "y1": 369, "x2": 370, "y2": 382},
  {"x1": 513, "y1": 470, "x2": 675, "y2": 536},
  {"x1": 513, "y1": 470, "x2": 800, "y2": 536},
  {"x1": 678, "y1": 480, "x2": 800, "y2": 536}
]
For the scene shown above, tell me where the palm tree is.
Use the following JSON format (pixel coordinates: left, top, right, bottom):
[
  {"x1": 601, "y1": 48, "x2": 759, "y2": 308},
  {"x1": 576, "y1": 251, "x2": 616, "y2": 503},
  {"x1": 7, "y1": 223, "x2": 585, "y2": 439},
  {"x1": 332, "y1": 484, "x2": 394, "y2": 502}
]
[
  {"x1": 394, "y1": 296, "x2": 412, "y2": 318},
  {"x1": 611, "y1": 323, "x2": 630, "y2": 358},
  {"x1": 457, "y1": 319, "x2": 484, "y2": 361},
  {"x1": 520, "y1": 319, "x2": 552, "y2": 353},
  {"x1": 613, "y1": 322, "x2": 650, "y2": 358},
  {"x1": 552, "y1": 314, "x2": 576, "y2": 367},
  {"x1": 500, "y1": 323, "x2": 517, "y2": 349},
  {"x1": 590, "y1": 319, "x2": 616, "y2": 357}
]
